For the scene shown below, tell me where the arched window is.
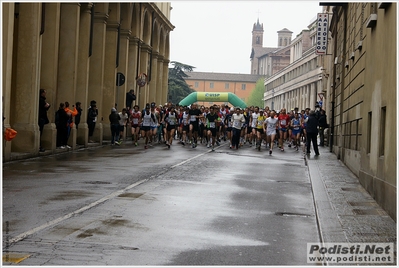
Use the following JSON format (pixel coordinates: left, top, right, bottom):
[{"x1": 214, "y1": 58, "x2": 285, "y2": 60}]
[
  {"x1": 279, "y1": 38, "x2": 282, "y2": 46},
  {"x1": 256, "y1": 36, "x2": 260, "y2": 44}
]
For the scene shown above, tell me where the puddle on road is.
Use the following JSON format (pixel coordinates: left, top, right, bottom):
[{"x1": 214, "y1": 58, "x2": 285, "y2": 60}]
[
  {"x1": 47, "y1": 190, "x2": 93, "y2": 201},
  {"x1": 76, "y1": 218, "x2": 149, "y2": 239},
  {"x1": 102, "y1": 219, "x2": 130, "y2": 227},
  {"x1": 76, "y1": 227, "x2": 106, "y2": 238},
  {"x1": 117, "y1": 193, "x2": 144, "y2": 199}
]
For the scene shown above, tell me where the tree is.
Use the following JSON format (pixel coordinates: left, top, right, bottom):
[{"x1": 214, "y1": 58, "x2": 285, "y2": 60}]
[
  {"x1": 167, "y1": 61, "x2": 196, "y2": 105},
  {"x1": 247, "y1": 78, "x2": 265, "y2": 108}
]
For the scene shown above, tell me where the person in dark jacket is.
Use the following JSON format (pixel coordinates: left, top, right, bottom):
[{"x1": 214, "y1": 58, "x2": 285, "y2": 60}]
[
  {"x1": 38, "y1": 89, "x2": 50, "y2": 152},
  {"x1": 109, "y1": 107, "x2": 121, "y2": 145},
  {"x1": 125, "y1": 89, "x2": 136, "y2": 111},
  {"x1": 87, "y1": 100, "x2": 98, "y2": 142},
  {"x1": 318, "y1": 109, "x2": 328, "y2": 146},
  {"x1": 75, "y1": 102, "x2": 82, "y2": 130},
  {"x1": 305, "y1": 110, "x2": 320, "y2": 156},
  {"x1": 55, "y1": 103, "x2": 69, "y2": 148}
]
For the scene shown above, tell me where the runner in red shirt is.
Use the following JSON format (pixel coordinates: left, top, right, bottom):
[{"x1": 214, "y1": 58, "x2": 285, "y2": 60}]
[{"x1": 278, "y1": 108, "x2": 291, "y2": 151}]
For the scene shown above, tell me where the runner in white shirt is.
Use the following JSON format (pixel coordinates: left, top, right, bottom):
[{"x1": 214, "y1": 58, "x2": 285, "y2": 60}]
[
  {"x1": 231, "y1": 107, "x2": 245, "y2": 150},
  {"x1": 249, "y1": 106, "x2": 260, "y2": 146},
  {"x1": 264, "y1": 110, "x2": 279, "y2": 155}
]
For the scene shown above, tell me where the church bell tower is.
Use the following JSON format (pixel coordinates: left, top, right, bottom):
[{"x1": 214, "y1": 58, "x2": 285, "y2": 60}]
[{"x1": 252, "y1": 18, "x2": 264, "y2": 47}]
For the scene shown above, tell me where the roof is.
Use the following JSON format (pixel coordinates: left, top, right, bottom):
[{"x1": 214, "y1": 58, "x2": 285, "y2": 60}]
[
  {"x1": 251, "y1": 47, "x2": 278, "y2": 59},
  {"x1": 253, "y1": 19, "x2": 263, "y2": 31},
  {"x1": 184, "y1": 72, "x2": 263, "y2": 83},
  {"x1": 278, "y1": 28, "x2": 293, "y2": 33}
]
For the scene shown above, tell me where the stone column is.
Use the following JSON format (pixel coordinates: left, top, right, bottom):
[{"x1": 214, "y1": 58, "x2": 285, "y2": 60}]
[
  {"x1": 40, "y1": 3, "x2": 61, "y2": 150},
  {"x1": 310, "y1": 82, "x2": 316, "y2": 110},
  {"x1": 39, "y1": 3, "x2": 60, "y2": 152},
  {"x1": 139, "y1": 44, "x2": 151, "y2": 108},
  {"x1": 11, "y1": 3, "x2": 43, "y2": 153},
  {"x1": 305, "y1": 85, "x2": 310, "y2": 109},
  {"x1": 162, "y1": 59, "x2": 170, "y2": 105},
  {"x1": 102, "y1": 18, "x2": 119, "y2": 140},
  {"x1": 128, "y1": 37, "x2": 140, "y2": 107},
  {"x1": 75, "y1": 3, "x2": 93, "y2": 146},
  {"x1": 148, "y1": 51, "x2": 158, "y2": 103},
  {"x1": 117, "y1": 28, "x2": 131, "y2": 109},
  {"x1": 87, "y1": 4, "x2": 108, "y2": 144},
  {"x1": 2, "y1": 3, "x2": 15, "y2": 160},
  {"x1": 57, "y1": 3, "x2": 80, "y2": 148},
  {"x1": 156, "y1": 56, "x2": 164, "y2": 105}
]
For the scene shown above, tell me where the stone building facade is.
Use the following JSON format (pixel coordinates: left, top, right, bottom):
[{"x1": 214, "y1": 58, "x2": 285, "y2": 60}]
[
  {"x1": 320, "y1": 3, "x2": 396, "y2": 220},
  {"x1": 263, "y1": 18, "x2": 323, "y2": 112},
  {"x1": 2, "y1": 2, "x2": 173, "y2": 161}
]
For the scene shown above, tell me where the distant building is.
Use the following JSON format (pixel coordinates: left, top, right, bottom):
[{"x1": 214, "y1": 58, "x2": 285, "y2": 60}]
[
  {"x1": 250, "y1": 19, "x2": 293, "y2": 76},
  {"x1": 183, "y1": 72, "x2": 262, "y2": 107},
  {"x1": 263, "y1": 18, "x2": 323, "y2": 112}
]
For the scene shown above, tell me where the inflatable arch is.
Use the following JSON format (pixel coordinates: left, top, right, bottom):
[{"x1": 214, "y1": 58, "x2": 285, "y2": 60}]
[{"x1": 179, "y1": 92, "x2": 247, "y2": 108}]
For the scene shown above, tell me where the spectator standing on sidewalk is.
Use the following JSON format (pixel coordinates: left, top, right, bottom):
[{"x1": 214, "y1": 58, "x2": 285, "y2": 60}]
[
  {"x1": 74, "y1": 102, "x2": 82, "y2": 130},
  {"x1": 38, "y1": 89, "x2": 50, "y2": 152},
  {"x1": 109, "y1": 108, "x2": 121, "y2": 146},
  {"x1": 318, "y1": 109, "x2": 328, "y2": 147},
  {"x1": 87, "y1": 100, "x2": 98, "y2": 143},
  {"x1": 64, "y1": 101, "x2": 78, "y2": 148},
  {"x1": 125, "y1": 89, "x2": 136, "y2": 111},
  {"x1": 306, "y1": 110, "x2": 320, "y2": 156},
  {"x1": 55, "y1": 103, "x2": 69, "y2": 149}
]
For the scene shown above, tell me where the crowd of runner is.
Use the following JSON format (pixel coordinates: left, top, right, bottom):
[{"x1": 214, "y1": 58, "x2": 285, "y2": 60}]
[{"x1": 117, "y1": 102, "x2": 326, "y2": 155}]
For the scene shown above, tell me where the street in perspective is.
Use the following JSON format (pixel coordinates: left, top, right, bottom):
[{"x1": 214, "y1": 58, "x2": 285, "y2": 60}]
[{"x1": 2, "y1": 139, "x2": 396, "y2": 266}]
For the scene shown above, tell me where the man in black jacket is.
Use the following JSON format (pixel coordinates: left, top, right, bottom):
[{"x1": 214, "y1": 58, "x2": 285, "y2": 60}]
[
  {"x1": 125, "y1": 89, "x2": 136, "y2": 110},
  {"x1": 305, "y1": 110, "x2": 320, "y2": 156},
  {"x1": 38, "y1": 89, "x2": 50, "y2": 152},
  {"x1": 55, "y1": 103, "x2": 69, "y2": 148},
  {"x1": 318, "y1": 109, "x2": 328, "y2": 146},
  {"x1": 87, "y1": 100, "x2": 98, "y2": 143}
]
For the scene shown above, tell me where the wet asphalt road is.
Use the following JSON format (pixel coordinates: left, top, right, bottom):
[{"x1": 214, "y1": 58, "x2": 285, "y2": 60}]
[{"x1": 3, "y1": 140, "x2": 320, "y2": 265}]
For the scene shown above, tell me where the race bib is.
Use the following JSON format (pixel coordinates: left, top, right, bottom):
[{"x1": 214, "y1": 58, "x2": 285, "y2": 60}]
[
  {"x1": 133, "y1": 118, "x2": 139, "y2": 124},
  {"x1": 281, "y1": 119, "x2": 286, "y2": 125},
  {"x1": 209, "y1": 122, "x2": 215, "y2": 128},
  {"x1": 233, "y1": 121, "x2": 241, "y2": 128}
]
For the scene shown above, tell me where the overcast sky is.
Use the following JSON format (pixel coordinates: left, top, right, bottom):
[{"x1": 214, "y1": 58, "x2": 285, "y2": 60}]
[{"x1": 169, "y1": 1, "x2": 323, "y2": 74}]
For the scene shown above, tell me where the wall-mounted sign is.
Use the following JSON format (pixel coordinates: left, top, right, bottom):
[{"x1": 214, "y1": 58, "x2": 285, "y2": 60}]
[{"x1": 316, "y1": 13, "x2": 329, "y2": 55}]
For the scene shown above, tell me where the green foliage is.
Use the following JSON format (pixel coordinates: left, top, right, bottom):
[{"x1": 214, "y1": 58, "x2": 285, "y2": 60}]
[
  {"x1": 247, "y1": 78, "x2": 265, "y2": 108},
  {"x1": 168, "y1": 61, "x2": 196, "y2": 104}
]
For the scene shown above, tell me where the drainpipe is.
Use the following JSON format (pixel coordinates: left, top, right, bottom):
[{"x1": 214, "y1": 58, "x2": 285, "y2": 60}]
[
  {"x1": 40, "y1": 3, "x2": 45, "y2": 35},
  {"x1": 330, "y1": 6, "x2": 338, "y2": 153},
  {"x1": 148, "y1": 11, "x2": 155, "y2": 82}
]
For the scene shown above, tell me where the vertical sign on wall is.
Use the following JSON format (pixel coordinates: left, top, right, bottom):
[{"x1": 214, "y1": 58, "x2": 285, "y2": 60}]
[{"x1": 316, "y1": 13, "x2": 329, "y2": 55}]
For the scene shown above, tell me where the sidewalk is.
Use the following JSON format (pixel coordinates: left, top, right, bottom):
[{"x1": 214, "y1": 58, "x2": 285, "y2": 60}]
[{"x1": 306, "y1": 145, "x2": 396, "y2": 260}]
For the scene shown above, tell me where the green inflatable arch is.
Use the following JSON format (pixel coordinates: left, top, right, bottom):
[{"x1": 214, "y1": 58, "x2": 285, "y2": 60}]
[{"x1": 179, "y1": 92, "x2": 247, "y2": 108}]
